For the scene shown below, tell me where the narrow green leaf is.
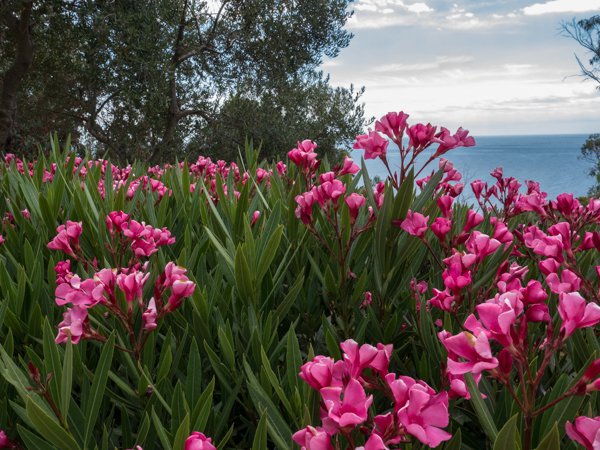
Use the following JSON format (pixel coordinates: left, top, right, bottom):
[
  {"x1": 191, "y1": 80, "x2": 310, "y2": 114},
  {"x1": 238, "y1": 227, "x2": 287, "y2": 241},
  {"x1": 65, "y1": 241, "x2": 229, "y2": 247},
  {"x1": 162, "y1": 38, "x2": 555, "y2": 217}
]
[
  {"x1": 493, "y1": 413, "x2": 519, "y2": 450},
  {"x1": 252, "y1": 410, "x2": 268, "y2": 450},
  {"x1": 26, "y1": 398, "x2": 80, "y2": 450},
  {"x1": 61, "y1": 339, "x2": 73, "y2": 421},
  {"x1": 465, "y1": 373, "x2": 498, "y2": 441}
]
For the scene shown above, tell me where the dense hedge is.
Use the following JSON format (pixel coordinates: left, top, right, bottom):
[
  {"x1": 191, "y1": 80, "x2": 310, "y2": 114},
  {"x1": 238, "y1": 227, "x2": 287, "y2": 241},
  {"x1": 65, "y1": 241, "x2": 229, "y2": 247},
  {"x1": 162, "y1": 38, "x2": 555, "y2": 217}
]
[{"x1": 0, "y1": 112, "x2": 599, "y2": 450}]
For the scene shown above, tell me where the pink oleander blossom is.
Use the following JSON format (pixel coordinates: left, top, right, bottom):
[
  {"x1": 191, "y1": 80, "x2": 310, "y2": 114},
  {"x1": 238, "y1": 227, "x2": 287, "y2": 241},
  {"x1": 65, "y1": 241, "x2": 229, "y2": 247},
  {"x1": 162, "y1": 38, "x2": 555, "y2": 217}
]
[
  {"x1": 184, "y1": 432, "x2": 216, "y2": 450},
  {"x1": 55, "y1": 306, "x2": 88, "y2": 344},
  {"x1": 345, "y1": 193, "x2": 366, "y2": 220},
  {"x1": 398, "y1": 210, "x2": 428, "y2": 238},
  {"x1": 566, "y1": 416, "x2": 600, "y2": 450},
  {"x1": 558, "y1": 292, "x2": 600, "y2": 338},
  {"x1": 142, "y1": 298, "x2": 158, "y2": 331},
  {"x1": 292, "y1": 426, "x2": 333, "y2": 450},
  {"x1": 320, "y1": 378, "x2": 373, "y2": 431},
  {"x1": 438, "y1": 330, "x2": 499, "y2": 375},
  {"x1": 55, "y1": 275, "x2": 105, "y2": 308},
  {"x1": 299, "y1": 355, "x2": 344, "y2": 391},
  {"x1": 375, "y1": 111, "x2": 409, "y2": 142},
  {"x1": 353, "y1": 130, "x2": 389, "y2": 160},
  {"x1": 116, "y1": 270, "x2": 150, "y2": 303},
  {"x1": 47, "y1": 221, "x2": 83, "y2": 255}
]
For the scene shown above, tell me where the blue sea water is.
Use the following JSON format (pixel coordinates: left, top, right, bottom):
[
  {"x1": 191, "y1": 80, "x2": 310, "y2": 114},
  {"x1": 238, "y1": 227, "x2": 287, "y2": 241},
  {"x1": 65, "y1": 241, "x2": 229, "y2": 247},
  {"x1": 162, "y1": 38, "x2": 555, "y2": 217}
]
[{"x1": 350, "y1": 134, "x2": 594, "y2": 200}]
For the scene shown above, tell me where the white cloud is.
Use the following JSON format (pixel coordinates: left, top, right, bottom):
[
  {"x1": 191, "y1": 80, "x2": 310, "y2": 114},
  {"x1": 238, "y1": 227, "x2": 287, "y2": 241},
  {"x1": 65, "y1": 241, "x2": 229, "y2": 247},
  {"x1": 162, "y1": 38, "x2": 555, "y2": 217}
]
[
  {"x1": 371, "y1": 55, "x2": 474, "y2": 73},
  {"x1": 523, "y1": 0, "x2": 600, "y2": 15},
  {"x1": 404, "y1": 2, "x2": 434, "y2": 13},
  {"x1": 354, "y1": 3, "x2": 378, "y2": 11}
]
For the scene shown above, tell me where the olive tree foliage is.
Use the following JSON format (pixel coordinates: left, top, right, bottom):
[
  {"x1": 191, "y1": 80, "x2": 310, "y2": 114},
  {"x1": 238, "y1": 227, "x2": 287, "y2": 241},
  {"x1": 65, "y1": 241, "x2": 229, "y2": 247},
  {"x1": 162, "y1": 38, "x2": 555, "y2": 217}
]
[
  {"x1": 0, "y1": 0, "x2": 367, "y2": 162},
  {"x1": 563, "y1": 16, "x2": 600, "y2": 195}
]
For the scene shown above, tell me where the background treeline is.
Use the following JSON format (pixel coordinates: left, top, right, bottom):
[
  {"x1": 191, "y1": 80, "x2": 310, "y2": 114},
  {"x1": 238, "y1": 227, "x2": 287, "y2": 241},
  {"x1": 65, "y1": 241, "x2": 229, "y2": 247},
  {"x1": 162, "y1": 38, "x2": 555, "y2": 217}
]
[{"x1": 0, "y1": 0, "x2": 368, "y2": 163}]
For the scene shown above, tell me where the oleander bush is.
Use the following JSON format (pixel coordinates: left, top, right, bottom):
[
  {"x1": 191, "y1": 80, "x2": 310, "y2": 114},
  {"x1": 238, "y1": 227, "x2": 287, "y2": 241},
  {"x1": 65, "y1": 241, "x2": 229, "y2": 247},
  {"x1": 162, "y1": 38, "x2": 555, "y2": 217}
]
[{"x1": 0, "y1": 111, "x2": 599, "y2": 450}]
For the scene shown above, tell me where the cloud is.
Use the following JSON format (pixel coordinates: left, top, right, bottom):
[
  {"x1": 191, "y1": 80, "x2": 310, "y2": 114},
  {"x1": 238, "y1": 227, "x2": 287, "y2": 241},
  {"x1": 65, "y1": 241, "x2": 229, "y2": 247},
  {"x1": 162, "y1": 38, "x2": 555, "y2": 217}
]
[
  {"x1": 371, "y1": 55, "x2": 474, "y2": 73},
  {"x1": 523, "y1": 0, "x2": 600, "y2": 15},
  {"x1": 404, "y1": 2, "x2": 434, "y2": 13}
]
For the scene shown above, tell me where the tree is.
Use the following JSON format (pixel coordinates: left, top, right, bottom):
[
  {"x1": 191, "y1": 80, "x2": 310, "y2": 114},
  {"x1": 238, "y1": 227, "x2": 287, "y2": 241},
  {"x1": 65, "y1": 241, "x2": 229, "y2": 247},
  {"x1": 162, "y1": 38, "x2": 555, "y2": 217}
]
[
  {"x1": 563, "y1": 16, "x2": 600, "y2": 195},
  {"x1": 0, "y1": 0, "x2": 367, "y2": 163}
]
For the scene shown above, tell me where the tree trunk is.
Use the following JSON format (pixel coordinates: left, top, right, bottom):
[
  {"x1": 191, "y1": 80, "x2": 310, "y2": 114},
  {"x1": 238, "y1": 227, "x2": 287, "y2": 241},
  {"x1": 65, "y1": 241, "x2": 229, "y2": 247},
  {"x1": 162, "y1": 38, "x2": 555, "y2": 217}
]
[{"x1": 0, "y1": 1, "x2": 34, "y2": 151}]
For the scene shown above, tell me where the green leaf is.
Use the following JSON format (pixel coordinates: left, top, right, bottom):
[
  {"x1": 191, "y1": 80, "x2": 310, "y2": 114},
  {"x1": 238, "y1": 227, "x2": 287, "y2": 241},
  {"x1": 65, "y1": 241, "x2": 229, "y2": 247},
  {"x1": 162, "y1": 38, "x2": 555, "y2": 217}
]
[
  {"x1": 443, "y1": 428, "x2": 461, "y2": 450},
  {"x1": 465, "y1": 373, "x2": 498, "y2": 442},
  {"x1": 252, "y1": 410, "x2": 268, "y2": 450},
  {"x1": 493, "y1": 413, "x2": 519, "y2": 450},
  {"x1": 84, "y1": 333, "x2": 115, "y2": 447},
  {"x1": 535, "y1": 423, "x2": 561, "y2": 450},
  {"x1": 172, "y1": 413, "x2": 190, "y2": 450},
  {"x1": 61, "y1": 339, "x2": 73, "y2": 421},
  {"x1": 26, "y1": 398, "x2": 80, "y2": 450},
  {"x1": 151, "y1": 407, "x2": 173, "y2": 450}
]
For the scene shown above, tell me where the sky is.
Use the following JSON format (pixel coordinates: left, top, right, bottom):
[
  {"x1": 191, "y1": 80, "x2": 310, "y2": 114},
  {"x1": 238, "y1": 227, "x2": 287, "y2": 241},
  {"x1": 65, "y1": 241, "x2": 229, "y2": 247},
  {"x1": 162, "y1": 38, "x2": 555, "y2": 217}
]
[{"x1": 321, "y1": 0, "x2": 600, "y2": 135}]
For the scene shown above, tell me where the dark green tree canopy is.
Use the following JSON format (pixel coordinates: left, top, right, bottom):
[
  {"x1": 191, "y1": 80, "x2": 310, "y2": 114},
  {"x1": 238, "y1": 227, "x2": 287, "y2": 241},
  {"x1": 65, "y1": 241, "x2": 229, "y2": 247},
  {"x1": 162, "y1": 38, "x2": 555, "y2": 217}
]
[{"x1": 0, "y1": 0, "x2": 367, "y2": 162}]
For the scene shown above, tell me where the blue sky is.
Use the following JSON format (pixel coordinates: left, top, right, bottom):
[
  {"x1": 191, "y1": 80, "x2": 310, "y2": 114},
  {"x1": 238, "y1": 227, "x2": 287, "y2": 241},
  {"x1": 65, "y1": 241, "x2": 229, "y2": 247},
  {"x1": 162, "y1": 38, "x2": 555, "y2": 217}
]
[{"x1": 321, "y1": 0, "x2": 600, "y2": 135}]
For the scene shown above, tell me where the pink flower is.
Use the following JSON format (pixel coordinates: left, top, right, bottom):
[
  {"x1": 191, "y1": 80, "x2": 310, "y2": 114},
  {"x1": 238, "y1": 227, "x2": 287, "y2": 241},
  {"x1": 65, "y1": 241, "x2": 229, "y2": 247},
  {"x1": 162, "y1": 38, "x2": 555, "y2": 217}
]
[
  {"x1": 320, "y1": 378, "x2": 373, "y2": 430},
  {"x1": 566, "y1": 416, "x2": 600, "y2": 450},
  {"x1": 436, "y1": 195, "x2": 453, "y2": 218},
  {"x1": 116, "y1": 270, "x2": 149, "y2": 303},
  {"x1": 0, "y1": 235, "x2": 4, "y2": 245},
  {"x1": 339, "y1": 157, "x2": 360, "y2": 176},
  {"x1": 428, "y1": 288, "x2": 456, "y2": 312},
  {"x1": 471, "y1": 180, "x2": 486, "y2": 200},
  {"x1": 142, "y1": 298, "x2": 158, "y2": 331},
  {"x1": 288, "y1": 140, "x2": 319, "y2": 173},
  {"x1": 0, "y1": 430, "x2": 14, "y2": 449},
  {"x1": 55, "y1": 306, "x2": 88, "y2": 344},
  {"x1": 558, "y1": 292, "x2": 600, "y2": 338},
  {"x1": 167, "y1": 278, "x2": 195, "y2": 310},
  {"x1": 313, "y1": 180, "x2": 346, "y2": 207},
  {"x1": 399, "y1": 389, "x2": 451, "y2": 447},
  {"x1": 353, "y1": 130, "x2": 389, "y2": 160},
  {"x1": 546, "y1": 269, "x2": 581, "y2": 294},
  {"x1": 106, "y1": 211, "x2": 130, "y2": 234},
  {"x1": 362, "y1": 291, "x2": 373, "y2": 308},
  {"x1": 433, "y1": 127, "x2": 475, "y2": 157},
  {"x1": 292, "y1": 426, "x2": 333, "y2": 450},
  {"x1": 345, "y1": 193, "x2": 366, "y2": 220},
  {"x1": 276, "y1": 161, "x2": 287, "y2": 175},
  {"x1": 299, "y1": 355, "x2": 343, "y2": 391},
  {"x1": 55, "y1": 275, "x2": 105, "y2": 308},
  {"x1": 184, "y1": 432, "x2": 216, "y2": 450},
  {"x1": 431, "y1": 217, "x2": 452, "y2": 241},
  {"x1": 340, "y1": 339, "x2": 392, "y2": 377},
  {"x1": 474, "y1": 292, "x2": 523, "y2": 346},
  {"x1": 54, "y1": 260, "x2": 72, "y2": 284},
  {"x1": 251, "y1": 210, "x2": 261, "y2": 226},
  {"x1": 375, "y1": 111, "x2": 409, "y2": 142},
  {"x1": 21, "y1": 208, "x2": 30, "y2": 220},
  {"x1": 463, "y1": 209, "x2": 483, "y2": 233},
  {"x1": 438, "y1": 330, "x2": 499, "y2": 375},
  {"x1": 398, "y1": 210, "x2": 428, "y2": 238},
  {"x1": 47, "y1": 221, "x2": 83, "y2": 255},
  {"x1": 295, "y1": 191, "x2": 316, "y2": 224},
  {"x1": 466, "y1": 231, "x2": 501, "y2": 262},
  {"x1": 373, "y1": 181, "x2": 385, "y2": 208},
  {"x1": 407, "y1": 123, "x2": 437, "y2": 149}
]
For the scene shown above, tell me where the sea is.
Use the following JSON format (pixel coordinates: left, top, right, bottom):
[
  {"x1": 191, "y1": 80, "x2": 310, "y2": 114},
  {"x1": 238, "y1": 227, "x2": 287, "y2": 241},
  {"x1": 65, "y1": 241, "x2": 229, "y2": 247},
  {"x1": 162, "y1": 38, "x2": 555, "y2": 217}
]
[{"x1": 350, "y1": 134, "x2": 595, "y2": 200}]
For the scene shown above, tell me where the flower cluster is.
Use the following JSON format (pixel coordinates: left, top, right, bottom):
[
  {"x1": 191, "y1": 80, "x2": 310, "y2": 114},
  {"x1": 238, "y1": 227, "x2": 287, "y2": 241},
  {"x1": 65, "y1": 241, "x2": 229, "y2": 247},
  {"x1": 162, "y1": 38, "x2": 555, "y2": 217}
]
[
  {"x1": 294, "y1": 339, "x2": 451, "y2": 449},
  {"x1": 49, "y1": 213, "x2": 195, "y2": 356}
]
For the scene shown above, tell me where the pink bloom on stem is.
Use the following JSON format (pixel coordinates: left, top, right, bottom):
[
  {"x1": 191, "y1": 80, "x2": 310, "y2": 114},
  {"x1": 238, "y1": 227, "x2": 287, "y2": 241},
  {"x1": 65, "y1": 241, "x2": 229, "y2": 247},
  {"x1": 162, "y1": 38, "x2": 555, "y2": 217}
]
[
  {"x1": 566, "y1": 416, "x2": 600, "y2": 450},
  {"x1": 55, "y1": 275, "x2": 105, "y2": 308},
  {"x1": 0, "y1": 430, "x2": 13, "y2": 449},
  {"x1": 438, "y1": 330, "x2": 499, "y2": 375},
  {"x1": 436, "y1": 195, "x2": 453, "y2": 218},
  {"x1": 55, "y1": 306, "x2": 88, "y2": 344},
  {"x1": 276, "y1": 161, "x2": 287, "y2": 175},
  {"x1": 471, "y1": 180, "x2": 486, "y2": 200},
  {"x1": 398, "y1": 210, "x2": 428, "y2": 238},
  {"x1": 466, "y1": 231, "x2": 501, "y2": 262},
  {"x1": 166, "y1": 278, "x2": 195, "y2": 311},
  {"x1": 251, "y1": 210, "x2": 261, "y2": 226},
  {"x1": 340, "y1": 339, "x2": 392, "y2": 377},
  {"x1": 546, "y1": 269, "x2": 582, "y2": 294},
  {"x1": 539, "y1": 258, "x2": 560, "y2": 275},
  {"x1": 558, "y1": 292, "x2": 600, "y2": 338},
  {"x1": 431, "y1": 217, "x2": 452, "y2": 241},
  {"x1": 21, "y1": 208, "x2": 30, "y2": 220},
  {"x1": 375, "y1": 111, "x2": 409, "y2": 142},
  {"x1": 106, "y1": 211, "x2": 130, "y2": 234},
  {"x1": 54, "y1": 260, "x2": 72, "y2": 284},
  {"x1": 362, "y1": 291, "x2": 373, "y2": 308},
  {"x1": 288, "y1": 140, "x2": 319, "y2": 172},
  {"x1": 463, "y1": 209, "x2": 483, "y2": 233},
  {"x1": 428, "y1": 288, "x2": 456, "y2": 312},
  {"x1": 299, "y1": 355, "x2": 343, "y2": 391},
  {"x1": 345, "y1": 193, "x2": 366, "y2": 220},
  {"x1": 407, "y1": 123, "x2": 437, "y2": 149},
  {"x1": 339, "y1": 156, "x2": 360, "y2": 176},
  {"x1": 313, "y1": 180, "x2": 346, "y2": 207},
  {"x1": 292, "y1": 426, "x2": 333, "y2": 450},
  {"x1": 474, "y1": 292, "x2": 523, "y2": 346},
  {"x1": 373, "y1": 181, "x2": 385, "y2": 208},
  {"x1": 142, "y1": 298, "x2": 158, "y2": 331},
  {"x1": 353, "y1": 130, "x2": 389, "y2": 160},
  {"x1": 320, "y1": 378, "x2": 373, "y2": 430},
  {"x1": 184, "y1": 432, "x2": 216, "y2": 450},
  {"x1": 0, "y1": 235, "x2": 4, "y2": 245},
  {"x1": 116, "y1": 270, "x2": 149, "y2": 303},
  {"x1": 47, "y1": 221, "x2": 83, "y2": 255}
]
